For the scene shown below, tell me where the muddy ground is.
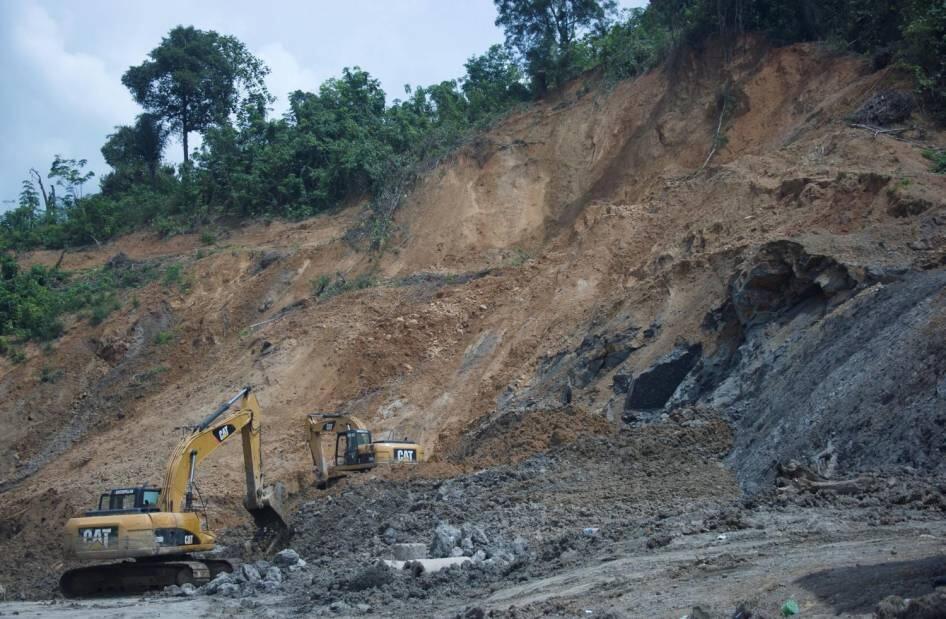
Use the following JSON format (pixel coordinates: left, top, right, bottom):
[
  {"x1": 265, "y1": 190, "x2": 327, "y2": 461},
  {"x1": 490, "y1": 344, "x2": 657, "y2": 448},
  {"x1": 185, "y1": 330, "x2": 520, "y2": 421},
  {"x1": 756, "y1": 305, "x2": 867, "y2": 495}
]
[
  {"x1": 5, "y1": 411, "x2": 946, "y2": 617},
  {"x1": 5, "y1": 522, "x2": 946, "y2": 618}
]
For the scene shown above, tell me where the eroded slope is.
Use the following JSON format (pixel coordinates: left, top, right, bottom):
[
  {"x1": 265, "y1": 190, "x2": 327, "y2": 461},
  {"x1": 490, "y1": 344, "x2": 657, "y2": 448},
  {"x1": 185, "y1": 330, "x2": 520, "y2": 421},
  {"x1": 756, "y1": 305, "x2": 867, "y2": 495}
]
[{"x1": 0, "y1": 41, "x2": 944, "y2": 599}]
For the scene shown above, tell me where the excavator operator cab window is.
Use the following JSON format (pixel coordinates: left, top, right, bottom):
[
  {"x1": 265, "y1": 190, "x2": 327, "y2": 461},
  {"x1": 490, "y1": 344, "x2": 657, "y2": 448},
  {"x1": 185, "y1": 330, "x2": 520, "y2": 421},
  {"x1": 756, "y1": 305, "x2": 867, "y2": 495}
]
[
  {"x1": 336, "y1": 430, "x2": 372, "y2": 466},
  {"x1": 88, "y1": 487, "x2": 162, "y2": 516},
  {"x1": 112, "y1": 490, "x2": 137, "y2": 511},
  {"x1": 336, "y1": 432, "x2": 350, "y2": 466},
  {"x1": 141, "y1": 489, "x2": 159, "y2": 507}
]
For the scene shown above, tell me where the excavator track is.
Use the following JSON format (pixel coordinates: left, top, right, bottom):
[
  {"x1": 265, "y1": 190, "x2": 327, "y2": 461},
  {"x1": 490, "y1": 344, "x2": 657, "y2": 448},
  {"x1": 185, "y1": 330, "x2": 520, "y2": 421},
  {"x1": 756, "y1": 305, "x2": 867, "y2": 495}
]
[{"x1": 59, "y1": 557, "x2": 236, "y2": 597}]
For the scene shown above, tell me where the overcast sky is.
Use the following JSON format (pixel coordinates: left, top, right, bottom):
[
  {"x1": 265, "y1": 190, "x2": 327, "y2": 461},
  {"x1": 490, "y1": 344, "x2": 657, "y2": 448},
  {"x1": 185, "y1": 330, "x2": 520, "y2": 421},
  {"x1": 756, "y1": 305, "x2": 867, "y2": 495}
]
[{"x1": 0, "y1": 0, "x2": 645, "y2": 210}]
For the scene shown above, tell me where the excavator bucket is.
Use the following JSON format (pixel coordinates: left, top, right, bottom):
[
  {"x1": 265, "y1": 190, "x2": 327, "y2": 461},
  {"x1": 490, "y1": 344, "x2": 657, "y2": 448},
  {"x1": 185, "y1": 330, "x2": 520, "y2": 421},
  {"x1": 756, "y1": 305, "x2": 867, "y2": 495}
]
[{"x1": 246, "y1": 482, "x2": 290, "y2": 544}]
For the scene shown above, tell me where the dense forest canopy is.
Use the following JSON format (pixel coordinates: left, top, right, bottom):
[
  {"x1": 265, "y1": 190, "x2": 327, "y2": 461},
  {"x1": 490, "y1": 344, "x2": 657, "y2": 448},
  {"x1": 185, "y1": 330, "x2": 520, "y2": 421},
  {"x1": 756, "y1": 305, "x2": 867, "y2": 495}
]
[
  {"x1": 2, "y1": 0, "x2": 945, "y2": 359},
  {"x1": 2, "y1": 0, "x2": 944, "y2": 254}
]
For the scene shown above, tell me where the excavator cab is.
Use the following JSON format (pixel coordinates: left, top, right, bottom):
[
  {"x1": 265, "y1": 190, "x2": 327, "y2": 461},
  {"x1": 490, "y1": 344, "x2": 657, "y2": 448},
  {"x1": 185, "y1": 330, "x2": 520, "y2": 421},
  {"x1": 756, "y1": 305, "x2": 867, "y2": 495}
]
[
  {"x1": 88, "y1": 487, "x2": 162, "y2": 516},
  {"x1": 336, "y1": 429, "x2": 374, "y2": 466}
]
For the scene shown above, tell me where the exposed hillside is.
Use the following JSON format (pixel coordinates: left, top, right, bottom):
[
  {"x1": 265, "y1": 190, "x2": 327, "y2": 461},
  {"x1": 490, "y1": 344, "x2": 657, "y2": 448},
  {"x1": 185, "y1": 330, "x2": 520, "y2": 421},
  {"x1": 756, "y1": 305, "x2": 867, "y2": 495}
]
[{"x1": 1, "y1": 40, "x2": 945, "y2": 615}]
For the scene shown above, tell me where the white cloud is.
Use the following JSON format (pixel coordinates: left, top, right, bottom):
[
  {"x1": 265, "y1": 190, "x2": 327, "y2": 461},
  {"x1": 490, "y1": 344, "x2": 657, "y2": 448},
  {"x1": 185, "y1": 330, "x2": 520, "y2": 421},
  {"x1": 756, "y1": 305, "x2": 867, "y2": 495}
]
[
  {"x1": 12, "y1": 2, "x2": 137, "y2": 124},
  {"x1": 36, "y1": 136, "x2": 71, "y2": 161},
  {"x1": 256, "y1": 42, "x2": 320, "y2": 112}
]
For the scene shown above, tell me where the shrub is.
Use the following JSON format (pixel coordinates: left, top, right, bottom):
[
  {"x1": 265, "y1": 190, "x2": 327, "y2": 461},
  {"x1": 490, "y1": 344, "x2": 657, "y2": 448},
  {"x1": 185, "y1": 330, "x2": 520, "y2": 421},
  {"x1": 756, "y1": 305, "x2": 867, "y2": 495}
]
[
  {"x1": 0, "y1": 255, "x2": 157, "y2": 350},
  {"x1": 923, "y1": 149, "x2": 946, "y2": 174},
  {"x1": 40, "y1": 365, "x2": 64, "y2": 383},
  {"x1": 161, "y1": 263, "x2": 191, "y2": 293},
  {"x1": 312, "y1": 273, "x2": 377, "y2": 301},
  {"x1": 311, "y1": 275, "x2": 331, "y2": 297},
  {"x1": 153, "y1": 330, "x2": 175, "y2": 345},
  {"x1": 89, "y1": 298, "x2": 121, "y2": 325}
]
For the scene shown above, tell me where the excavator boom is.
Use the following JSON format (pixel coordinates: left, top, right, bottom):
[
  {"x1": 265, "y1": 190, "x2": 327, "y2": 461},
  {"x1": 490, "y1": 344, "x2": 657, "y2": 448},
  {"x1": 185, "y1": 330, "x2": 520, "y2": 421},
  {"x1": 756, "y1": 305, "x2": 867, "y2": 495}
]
[{"x1": 158, "y1": 387, "x2": 287, "y2": 529}]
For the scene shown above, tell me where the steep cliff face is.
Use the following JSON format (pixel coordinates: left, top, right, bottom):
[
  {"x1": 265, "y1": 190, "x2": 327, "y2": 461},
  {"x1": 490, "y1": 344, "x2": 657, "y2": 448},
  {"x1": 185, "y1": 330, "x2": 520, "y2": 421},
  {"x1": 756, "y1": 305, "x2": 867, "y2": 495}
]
[{"x1": 1, "y1": 40, "x2": 944, "y2": 597}]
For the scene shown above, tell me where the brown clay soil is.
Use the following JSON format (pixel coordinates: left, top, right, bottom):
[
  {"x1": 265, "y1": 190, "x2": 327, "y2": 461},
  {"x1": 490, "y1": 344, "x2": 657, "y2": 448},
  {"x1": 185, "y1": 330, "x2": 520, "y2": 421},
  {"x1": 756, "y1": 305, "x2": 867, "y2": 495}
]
[{"x1": 1, "y1": 38, "x2": 946, "y2": 616}]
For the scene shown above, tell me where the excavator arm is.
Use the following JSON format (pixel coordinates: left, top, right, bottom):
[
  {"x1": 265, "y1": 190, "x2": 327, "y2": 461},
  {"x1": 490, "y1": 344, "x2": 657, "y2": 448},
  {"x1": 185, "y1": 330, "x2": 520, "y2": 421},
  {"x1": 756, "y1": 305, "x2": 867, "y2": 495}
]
[{"x1": 160, "y1": 387, "x2": 286, "y2": 529}]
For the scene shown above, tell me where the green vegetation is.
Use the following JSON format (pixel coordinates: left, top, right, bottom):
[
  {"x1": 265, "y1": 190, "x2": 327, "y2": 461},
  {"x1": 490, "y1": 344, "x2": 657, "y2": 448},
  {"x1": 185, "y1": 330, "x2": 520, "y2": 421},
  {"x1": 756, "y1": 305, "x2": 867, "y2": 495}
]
[
  {"x1": 0, "y1": 257, "x2": 67, "y2": 344},
  {"x1": 495, "y1": 0, "x2": 616, "y2": 95},
  {"x1": 122, "y1": 26, "x2": 270, "y2": 165},
  {"x1": 924, "y1": 149, "x2": 946, "y2": 174},
  {"x1": 39, "y1": 365, "x2": 64, "y2": 383},
  {"x1": 89, "y1": 296, "x2": 121, "y2": 325},
  {"x1": 153, "y1": 330, "x2": 175, "y2": 346},
  {"x1": 310, "y1": 275, "x2": 332, "y2": 297},
  {"x1": 161, "y1": 263, "x2": 191, "y2": 293},
  {"x1": 3, "y1": 2, "x2": 943, "y2": 255},
  {"x1": 1, "y1": 1, "x2": 944, "y2": 353},
  {"x1": 0, "y1": 253, "x2": 160, "y2": 360},
  {"x1": 311, "y1": 273, "x2": 377, "y2": 301}
]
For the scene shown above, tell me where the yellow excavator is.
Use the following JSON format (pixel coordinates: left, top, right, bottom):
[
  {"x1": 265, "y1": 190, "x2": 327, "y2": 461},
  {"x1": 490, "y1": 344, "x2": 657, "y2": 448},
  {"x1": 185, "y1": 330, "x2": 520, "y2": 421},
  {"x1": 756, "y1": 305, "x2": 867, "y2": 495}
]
[
  {"x1": 60, "y1": 387, "x2": 287, "y2": 597},
  {"x1": 306, "y1": 413, "x2": 424, "y2": 487}
]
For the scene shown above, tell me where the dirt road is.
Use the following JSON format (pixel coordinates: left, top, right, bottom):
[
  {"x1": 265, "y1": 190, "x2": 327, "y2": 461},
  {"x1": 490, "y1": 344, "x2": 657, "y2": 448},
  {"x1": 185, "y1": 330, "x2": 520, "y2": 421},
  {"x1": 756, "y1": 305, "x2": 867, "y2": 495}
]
[{"x1": 473, "y1": 517, "x2": 946, "y2": 617}]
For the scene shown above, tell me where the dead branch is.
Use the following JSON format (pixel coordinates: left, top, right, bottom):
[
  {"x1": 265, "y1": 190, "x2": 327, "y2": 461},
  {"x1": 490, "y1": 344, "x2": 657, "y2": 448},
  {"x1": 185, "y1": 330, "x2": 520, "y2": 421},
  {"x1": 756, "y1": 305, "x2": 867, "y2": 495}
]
[
  {"x1": 850, "y1": 123, "x2": 908, "y2": 137},
  {"x1": 687, "y1": 93, "x2": 731, "y2": 181},
  {"x1": 701, "y1": 105, "x2": 728, "y2": 170},
  {"x1": 848, "y1": 123, "x2": 944, "y2": 152},
  {"x1": 780, "y1": 477, "x2": 871, "y2": 495},
  {"x1": 53, "y1": 250, "x2": 66, "y2": 270},
  {"x1": 246, "y1": 297, "x2": 312, "y2": 332}
]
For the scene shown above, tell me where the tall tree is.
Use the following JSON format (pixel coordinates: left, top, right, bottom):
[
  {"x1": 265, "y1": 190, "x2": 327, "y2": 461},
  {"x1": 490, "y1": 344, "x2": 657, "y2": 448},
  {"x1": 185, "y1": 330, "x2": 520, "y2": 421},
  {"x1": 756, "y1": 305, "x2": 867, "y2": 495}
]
[
  {"x1": 462, "y1": 44, "x2": 530, "y2": 121},
  {"x1": 101, "y1": 113, "x2": 169, "y2": 194},
  {"x1": 28, "y1": 168, "x2": 51, "y2": 214},
  {"x1": 122, "y1": 26, "x2": 270, "y2": 164},
  {"x1": 495, "y1": 0, "x2": 615, "y2": 94},
  {"x1": 18, "y1": 180, "x2": 40, "y2": 226}
]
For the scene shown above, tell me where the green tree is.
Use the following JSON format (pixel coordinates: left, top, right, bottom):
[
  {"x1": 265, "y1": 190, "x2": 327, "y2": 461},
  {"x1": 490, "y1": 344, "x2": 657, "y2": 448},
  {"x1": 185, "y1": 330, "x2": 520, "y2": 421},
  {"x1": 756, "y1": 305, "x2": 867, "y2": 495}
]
[
  {"x1": 901, "y1": 0, "x2": 946, "y2": 121},
  {"x1": 285, "y1": 68, "x2": 393, "y2": 210},
  {"x1": 0, "y1": 181, "x2": 42, "y2": 248},
  {"x1": 462, "y1": 44, "x2": 530, "y2": 121},
  {"x1": 49, "y1": 155, "x2": 95, "y2": 205},
  {"x1": 121, "y1": 26, "x2": 270, "y2": 164},
  {"x1": 592, "y1": 7, "x2": 671, "y2": 80},
  {"x1": 102, "y1": 113, "x2": 168, "y2": 178},
  {"x1": 647, "y1": 0, "x2": 698, "y2": 41},
  {"x1": 17, "y1": 180, "x2": 40, "y2": 226},
  {"x1": 100, "y1": 113, "x2": 170, "y2": 196},
  {"x1": 495, "y1": 0, "x2": 616, "y2": 94}
]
